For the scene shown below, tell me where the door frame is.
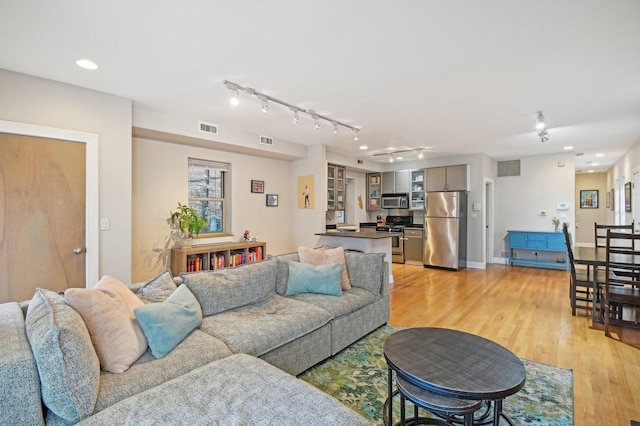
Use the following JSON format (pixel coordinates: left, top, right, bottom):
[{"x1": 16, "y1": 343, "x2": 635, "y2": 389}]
[
  {"x1": 483, "y1": 177, "x2": 495, "y2": 267},
  {"x1": 0, "y1": 120, "x2": 99, "y2": 286}
]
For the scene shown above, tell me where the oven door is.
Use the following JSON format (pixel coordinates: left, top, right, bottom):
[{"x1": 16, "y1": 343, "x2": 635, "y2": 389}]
[{"x1": 391, "y1": 234, "x2": 405, "y2": 264}]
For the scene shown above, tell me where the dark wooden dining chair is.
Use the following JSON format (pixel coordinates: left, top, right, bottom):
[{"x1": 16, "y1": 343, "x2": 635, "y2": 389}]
[
  {"x1": 595, "y1": 222, "x2": 634, "y2": 248},
  {"x1": 603, "y1": 230, "x2": 640, "y2": 337},
  {"x1": 563, "y1": 223, "x2": 600, "y2": 316}
]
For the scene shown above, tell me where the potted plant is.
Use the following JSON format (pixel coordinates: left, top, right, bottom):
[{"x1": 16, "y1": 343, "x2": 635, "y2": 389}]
[{"x1": 169, "y1": 202, "x2": 208, "y2": 245}]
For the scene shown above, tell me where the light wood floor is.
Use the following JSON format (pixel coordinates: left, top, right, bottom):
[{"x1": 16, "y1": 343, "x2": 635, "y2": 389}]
[{"x1": 388, "y1": 263, "x2": 640, "y2": 426}]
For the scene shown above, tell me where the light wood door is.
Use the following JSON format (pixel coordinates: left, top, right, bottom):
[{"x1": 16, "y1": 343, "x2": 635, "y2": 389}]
[{"x1": 0, "y1": 133, "x2": 86, "y2": 302}]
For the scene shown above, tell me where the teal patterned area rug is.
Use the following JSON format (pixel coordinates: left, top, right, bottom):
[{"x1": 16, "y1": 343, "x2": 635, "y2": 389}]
[{"x1": 299, "y1": 325, "x2": 573, "y2": 425}]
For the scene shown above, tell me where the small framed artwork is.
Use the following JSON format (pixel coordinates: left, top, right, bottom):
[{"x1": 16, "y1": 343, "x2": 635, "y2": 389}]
[
  {"x1": 266, "y1": 194, "x2": 278, "y2": 207},
  {"x1": 625, "y1": 182, "x2": 632, "y2": 212},
  {"x1": 580, "y1": 190, "x2": 599, "y2": 209},
  {"x1": 251, "y1": 180, "x2": 264, "y2": 193}
]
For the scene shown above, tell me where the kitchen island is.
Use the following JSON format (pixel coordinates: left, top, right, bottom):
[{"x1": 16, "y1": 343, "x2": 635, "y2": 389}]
[{"x1": 314, "y1": 230, "x2": 401, "y2": 284}]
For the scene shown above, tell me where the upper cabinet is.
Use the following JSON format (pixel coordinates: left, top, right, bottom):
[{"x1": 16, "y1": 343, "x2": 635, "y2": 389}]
[
  {"x1": 367, "y1": 172, "x2": 382, "y2": 210},
  {"x1": 327, "y1": 164, "x2": 345, "y2": 211},
  {"x1": 426, "y1": 164, "x2": 470, "y2": 192},
  {"x1": 410, "y1": 169, "x2": 425, "y2": 210},
  {"x1": 382, "y1": 170, "x2": 410, "y2": 193}
]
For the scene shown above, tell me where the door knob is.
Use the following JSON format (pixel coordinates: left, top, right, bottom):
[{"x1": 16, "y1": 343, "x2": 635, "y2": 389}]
[{"x1": 73, "y1": 247, "x2": 84, "y2": 254}]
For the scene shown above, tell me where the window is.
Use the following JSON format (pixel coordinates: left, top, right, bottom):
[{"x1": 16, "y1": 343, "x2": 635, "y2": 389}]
[{"x1": 188, "y1": 158, "x2": 230, "y2": 234}]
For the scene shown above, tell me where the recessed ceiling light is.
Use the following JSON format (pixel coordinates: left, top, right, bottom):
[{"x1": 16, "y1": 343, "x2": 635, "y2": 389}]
[
  {"x1": 359, "y1": 145, "x2": 368, "y2": 150},
  {"x1": 564, "y1": 146, "x2": 574, "y2": 150},
  {"x1": 76, "y1": 59, "x2": 99, "y2": 70},
  {"x1": 396, "y1": 156, "x2": 404, "y2": 160},
  {"x1": 595, "y1": 153, "x2": 604, "y2": 157},
  {"x1": 588, "y1": 170, "x2": 595, "y2": 173},
  {"x1": 592, "y1": 163, "x2": 599, "y2": 166}
]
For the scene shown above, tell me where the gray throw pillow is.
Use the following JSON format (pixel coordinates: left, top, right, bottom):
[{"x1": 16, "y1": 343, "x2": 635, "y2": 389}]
[
  {"x1": 25, "y1": 288, "x2": 100, "y2": 423},
  {"x1": 137, "y1": 269, "x2": 178, "y2": 303},
  {"x1": 182, "y1": 259, "x2": 277, "y2": 316}
]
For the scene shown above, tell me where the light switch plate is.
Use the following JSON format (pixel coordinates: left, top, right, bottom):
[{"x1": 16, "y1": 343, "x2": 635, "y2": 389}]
[{"x1": 100, "y1": 218, "x2": 110, "y2": 231}]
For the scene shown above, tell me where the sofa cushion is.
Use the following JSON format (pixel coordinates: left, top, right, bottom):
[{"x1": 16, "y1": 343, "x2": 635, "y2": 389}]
[
  {"x1": 289, "y1": 287, "x2": 378, "y2": 318},
  {"x1": 0, "y1": 302, "x2": 44, "y2": 426},
  {"x1": 274, "y1": 252, "x2": 299, "y2": 295},
  {"x1": 25, "y1": 289, "x2": 100, "y2": 423},
  {"x1": 94, "y1": 329, "x2": 232, "y2": 413},
  {"x1": 78, "y1": 354, "x2": 372, "y2": 426},
  {"x1": 64, "y1": 277, "x2": 148, "y2": 374},
  {"x1": 199, "y1": 295, "x2": 332, "y2": 357},
  {"x1": 134, "y1": 285, "x2": 203, "y2": 358},
  {"x1": 299, "y1": 246, "x2": 351, "y2": 290},
  {"x1": 182, "y1": 258, "x2": 276, "y2": 316},
  {"x1": 344, "y1": 251, "x2": 386, "y2": 294},
  {"x1": 286, "y1": 261, "x2": 343, "y2": 296},
  {"x1": 136, "y1": 269, "x2": 177, "y2": 303}
]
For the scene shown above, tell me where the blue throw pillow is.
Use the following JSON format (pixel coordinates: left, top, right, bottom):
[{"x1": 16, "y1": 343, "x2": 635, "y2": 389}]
[
  {"x1": 286, "y1": 261, "x2": 343, "y2": 296},
  {"x1": 133, "y1": 284, "x2": 203, "y2": 358}
]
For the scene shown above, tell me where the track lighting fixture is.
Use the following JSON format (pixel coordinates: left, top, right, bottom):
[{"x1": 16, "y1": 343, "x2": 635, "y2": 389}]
[
  {"x1": 223, "y1": 80, "x2": 360, "y2": 137},
  {"x1": 258, "y1": 95, "x2": 268, "y2": 113},
  {"x1": 373, "y1": 147, "x2": 428, "y2": 162},
  {"x1": 224, "y1": 81, "x2": 240, "y2": 106},
  {"x1": 536, "y1": 111, "x2": 550, "y2": 142}
]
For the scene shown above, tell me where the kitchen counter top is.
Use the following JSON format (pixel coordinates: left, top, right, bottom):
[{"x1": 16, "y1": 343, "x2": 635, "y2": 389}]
[{"x1": 314, "y1": 230, "x2": 403, "y2": 239}]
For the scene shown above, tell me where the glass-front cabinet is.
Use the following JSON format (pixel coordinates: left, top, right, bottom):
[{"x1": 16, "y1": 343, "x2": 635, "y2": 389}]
[
  {"x1": 410, "y1": 169, "x2": 425, "y2": 210},
  {"x1": 327, "y1": 164, "x2": 345, "y2": 211},
  {"x1": 367, "y1": 172, "x2": 382, "y2": 210}
]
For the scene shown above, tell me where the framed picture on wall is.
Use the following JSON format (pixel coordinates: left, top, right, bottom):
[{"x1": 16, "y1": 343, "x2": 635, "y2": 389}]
[
  {"x1": 580, "y1": 190, "x2": 599, "y2": 209},
  {"x1": 625, "y1": 182, "x2": 632, "y2": 212},
  {"x1": 251, "y1": 180, "x2": 264, "y2": 193},
  {"x1": 266, "y1": 194, "x2": 278, "y2": 207}
]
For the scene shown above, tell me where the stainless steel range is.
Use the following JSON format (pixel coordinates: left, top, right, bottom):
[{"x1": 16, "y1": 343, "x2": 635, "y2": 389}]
[{"x1": 376, "y1": 215, "x2": 413, "y2": 264}]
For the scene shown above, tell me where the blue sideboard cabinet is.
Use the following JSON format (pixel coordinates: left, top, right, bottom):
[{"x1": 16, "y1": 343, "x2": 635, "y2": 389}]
[{"x1": 507, "y1": 230, "x2": 569, "y2": 271}]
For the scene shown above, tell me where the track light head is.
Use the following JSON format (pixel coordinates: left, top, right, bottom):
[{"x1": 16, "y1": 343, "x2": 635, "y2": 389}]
[
  {"x1": 290, "y1": 107, "x2": 299, "y2": 124},
  {"x1": 258, "y1": 95, "x2": 268, "y2": 113},
  {"x1": 536, "y1": 111, "x2": 546, "y2": 130},
  {"x1": 354, "y1": 129, "x2": 359, "y2": 141},
  {"x1": 332, "y1": 122, "x2": 338, "y2": 134},
  {"x1": 224, "y1": 81, "x2": 240, "y2": 106}
]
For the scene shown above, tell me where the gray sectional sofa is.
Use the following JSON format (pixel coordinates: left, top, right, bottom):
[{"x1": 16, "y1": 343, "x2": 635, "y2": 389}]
[{"x1": 0, "y1": 250, "x2": 389, "y2": 425}]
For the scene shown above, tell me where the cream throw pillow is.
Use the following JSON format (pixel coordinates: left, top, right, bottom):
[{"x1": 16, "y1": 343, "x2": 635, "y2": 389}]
[
  {"x1": 298, "y1": 246, "x2": 351, "y2": 290},
  {"x1": 65, "y1": 275, "x2": 148, "y2": 373}
]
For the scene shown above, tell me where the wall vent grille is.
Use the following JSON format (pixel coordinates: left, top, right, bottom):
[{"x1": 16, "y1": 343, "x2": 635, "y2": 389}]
[
  {"x1": 198, "y1": 121, "x2": 218, "y2": 135},
  {"x1": 260, "y1": 135, "x2": 274, "y2": 146},
  {"x1": 497, "y1": 159, "x2": 521, "y2": 177}
]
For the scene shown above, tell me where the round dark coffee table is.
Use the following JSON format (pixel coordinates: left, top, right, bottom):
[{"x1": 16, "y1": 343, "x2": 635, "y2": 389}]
[{"x1": 383, "y1": 327, "x2": 526, "y2": 426}]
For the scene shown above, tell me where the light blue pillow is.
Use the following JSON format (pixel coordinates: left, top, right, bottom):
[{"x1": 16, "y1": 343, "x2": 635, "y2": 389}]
[
  {"x1": 286, "y1": 261, "x2": 343, "y2": 296},
  {"x1": 133, "y1": 284, "x2": 203, "y2": 358}
]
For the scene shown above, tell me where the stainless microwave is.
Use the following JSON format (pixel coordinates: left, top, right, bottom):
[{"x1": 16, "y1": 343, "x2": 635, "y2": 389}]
[{"x1": 381, "y1": 193, "x2": 409, "y2": 209}]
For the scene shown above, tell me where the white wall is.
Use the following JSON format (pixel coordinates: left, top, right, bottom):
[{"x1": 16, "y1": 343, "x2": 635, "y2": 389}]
[
  {"x1": 494, "y1": 152, "x2": 575, "y2": 261},
  {"x1": 132, "y1": 137, "x2": 295, "y2": 281},
  {"x1": 291, "y1": 145, "x2": 327, "y2": 249},
  {"x1": 0, "y1": 69, "x2": 133, "y2": 282},
  {"x1": 607, "y1": 140, "x2": 640, "y2": 228}
]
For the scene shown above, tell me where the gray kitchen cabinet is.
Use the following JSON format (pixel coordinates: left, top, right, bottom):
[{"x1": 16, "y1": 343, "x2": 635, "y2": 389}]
[
  {"x1": 426, "y1": 164, "x2": 469, "y2": 192},
  {"x1": 382, "y1": 170, "x2": 410, "y2": 193}
]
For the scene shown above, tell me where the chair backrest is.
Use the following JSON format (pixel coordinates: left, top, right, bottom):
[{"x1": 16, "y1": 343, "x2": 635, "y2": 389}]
[
  {"x1": 605, "y1": 230, "x2": 640, "y2": 286},
  {"x1": 595, "y1": 222, "x2": 634, "y2": 248},
  {"x1": 562, "y1": 223, "x2": 577, "y2": 276}
]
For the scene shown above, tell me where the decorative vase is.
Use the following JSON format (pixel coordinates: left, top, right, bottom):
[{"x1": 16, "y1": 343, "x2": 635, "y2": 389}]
[{"x1": 554, "y1": 224, "x2": 559, "y2": 232}]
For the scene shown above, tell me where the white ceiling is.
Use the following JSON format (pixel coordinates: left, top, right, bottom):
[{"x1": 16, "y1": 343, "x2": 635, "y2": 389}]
[{"x1": 1, "y1": 0, "x2": 639, "y2": 172}]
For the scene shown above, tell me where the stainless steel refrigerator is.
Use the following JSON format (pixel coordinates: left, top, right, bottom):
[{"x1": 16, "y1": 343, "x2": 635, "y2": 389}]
[{"x1": 423, "y1": 192, "x2": 467, "y2": 270}]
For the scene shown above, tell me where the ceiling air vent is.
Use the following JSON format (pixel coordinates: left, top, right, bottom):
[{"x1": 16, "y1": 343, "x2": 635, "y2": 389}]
[
  {"x1": 260, "y1": 135, "x2": 274, "y2": 146},
  {"x1": 497, "y1": 159, "x2": 521, "y2": 177},
  {"x1": 198, "y1": 121, "x2": 218, "y2": 135}
]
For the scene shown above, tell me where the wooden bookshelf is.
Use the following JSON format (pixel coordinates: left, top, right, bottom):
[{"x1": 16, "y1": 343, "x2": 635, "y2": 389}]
[{"x1": 170, "y1": 241, "x2": 266, "y2": 275}]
